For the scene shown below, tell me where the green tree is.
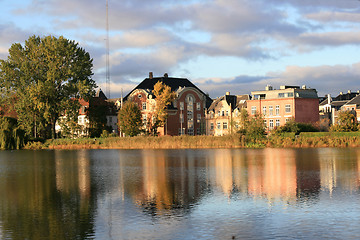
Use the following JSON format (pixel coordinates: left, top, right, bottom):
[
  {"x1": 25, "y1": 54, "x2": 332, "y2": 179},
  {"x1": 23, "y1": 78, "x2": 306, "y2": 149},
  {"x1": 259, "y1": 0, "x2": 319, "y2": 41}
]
[
  {"x1": 238, "y1": 108, "x2": 265, "y2": 141},
  {"x1": 0, "y1": 35, "x2": 96, "y2": 139},
  {"x1": 0, "y1": 117, "x2": 25, "y2": 150},
  {"x1": 150, "y1": 81, "x2": 176, "y2": 135},
  {"x1": 272, "y1": 119, "x2": 318, "y2": 135},
  {"x1": 118, "y1": 101, "x2": 142, "y2": 137},
  {"x1": 330, "y1": 110, "x2": 358, "y2": 132}
]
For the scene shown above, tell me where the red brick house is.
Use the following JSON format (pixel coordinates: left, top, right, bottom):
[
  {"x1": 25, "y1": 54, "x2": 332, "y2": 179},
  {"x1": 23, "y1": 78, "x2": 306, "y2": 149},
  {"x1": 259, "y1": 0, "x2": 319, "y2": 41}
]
[
  {"x1": 124, "y1": 73, "x2": 212, "y2": 136},
  {"x1": 247, "y1": 85, "x2": 319, "y2": 130}
]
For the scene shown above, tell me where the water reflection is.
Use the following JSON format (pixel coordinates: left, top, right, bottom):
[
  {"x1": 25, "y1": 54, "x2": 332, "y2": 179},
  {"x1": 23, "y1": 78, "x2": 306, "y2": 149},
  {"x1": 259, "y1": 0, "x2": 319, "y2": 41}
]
[{"x1": 1, "y1": 148, "x2": 360, "y2": 239}]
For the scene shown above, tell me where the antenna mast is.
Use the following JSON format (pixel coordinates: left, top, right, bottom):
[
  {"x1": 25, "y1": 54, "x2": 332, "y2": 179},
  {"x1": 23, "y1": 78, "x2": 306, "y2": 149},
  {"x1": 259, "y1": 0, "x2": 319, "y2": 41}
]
[{"x1": 106, "y1": 0, "x2": 110, "y2": 98}]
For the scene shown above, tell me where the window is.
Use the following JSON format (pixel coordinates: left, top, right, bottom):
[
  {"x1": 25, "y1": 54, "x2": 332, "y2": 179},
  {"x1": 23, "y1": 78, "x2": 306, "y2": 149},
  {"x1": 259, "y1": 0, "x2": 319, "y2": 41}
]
[
  {"x1": 138, "y1": 94, "x2": 142, "y2": 98},
  {"x1": 288, "y1": 93, "x2": 294, "y2": 97},
  {"x1": 285, "y1": 104, "x2": 291, "y2": 113},
  {"x1": 278, "y1": 93, "x2": 285, "y2": 98},
  {"x1": 180, "y1": 102, "x2": 184, "y2": 110},
  {"x1": 275, "y1": 105, "x2": 280, "y2": 115},
  {"x1": 276, "y1": 119, "x2": 280, "y2": 127},
  {"x1": 109, "y1": 117, "x2": 112, "y2": 123},
  {"x1": 217, "y1": 122, "x2": 221, "y2": 129},
  {"x1": 142, "y1": 102, "x2": 146, "y2": 110},
  {"x1": 196, "y1": 128, "x2": 200, "y2": 135},
  {"x1": 264, "y1": 119, "x2": 267, "y2": 127},
  {"x1": 217, "y1": 111, "x2": 221, "y2": 117},
  {"x1": 210, "y1": 123, "x2": 214, "y2": 130},
  {"x1": 210, "y1": 112, "x2": 214, "y2": 118},
  {"x1": 285, "y1": 118, "x2": 290, "y2": 123},
  {"x1": 178, "y1": 128, "x2": 185, "y2": 135},
  {"x1": 269, "y1": 120, "x2": 274, "y2": 130},
  {"x1": 196, "y1": 102, "x2": 201, "y2": 111},
  {"x1": 222, "y1": 110, "x2": 225, "y2": 116},
  {"x1": 197, "y1": 114, "x2": 201, "y2": 123},
  {"x1": 269, "y1": 106, "x2": 273, "y2": 116},
  {"x1": 226, "y1": 111, "x2": 229, "y2": 116},
  {"x1": 262, "y1": 106, "x2": 267, "y2": 116},
  {"x1": 223, "y1": 122, "x2": 228, "y2": 129},
  {"x1": 188, "y1": 128, "x2": 194, "y2": 135},
  {"x1": 251, "y1": 106, "x2": 257, "y2": 115}
]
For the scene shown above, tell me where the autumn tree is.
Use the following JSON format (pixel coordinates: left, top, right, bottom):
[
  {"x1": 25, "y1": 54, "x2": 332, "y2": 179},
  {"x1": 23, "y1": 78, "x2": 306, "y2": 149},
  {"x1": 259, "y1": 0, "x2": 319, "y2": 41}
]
[
  {"x1": 118, "y1": 101, "x2": 142, "y2": 137},
  {"x1": 0, "y1": 35, "x2": 96, "y2": 139},
  {"x1": 150, "y1": 81, "x2": 176, "y2": 135},
  {"x1": 330, "y1": 110, "x2": 358, "y2": 132}
]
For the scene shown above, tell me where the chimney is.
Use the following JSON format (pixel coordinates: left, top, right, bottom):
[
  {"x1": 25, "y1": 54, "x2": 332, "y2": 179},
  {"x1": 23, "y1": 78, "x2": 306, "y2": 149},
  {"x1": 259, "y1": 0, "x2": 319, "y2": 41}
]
[
  {"x1": 164, "y1": 73, "x2": 168, "y2": 78},
  {"x1": 149, "y1": 72, "x2": 153, "y2": 79},
  {"x1": 226, "y1": 91, "x2": 230, "y2": 95},
  {"x1": 340, "y1": 91, "x2": 343, "y2": 95},
  {"x1": 327, "y1": 94, "x2": 331, "y2": 105},
  {"x1": 265, "y1": 85, "x2": 273, "y2": 91},
  {"x1": 348, "y1": 90, "x2": 351, "y2": 94}
]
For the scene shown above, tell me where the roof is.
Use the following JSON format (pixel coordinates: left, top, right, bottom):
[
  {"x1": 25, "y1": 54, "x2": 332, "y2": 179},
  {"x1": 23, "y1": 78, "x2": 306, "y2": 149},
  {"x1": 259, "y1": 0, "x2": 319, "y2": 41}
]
[
  {"x1": 95, "y1": 89, "x2": 108, "y2": 100},
  {"x1": 124, "y1": 75, "x2": 213, "y2": 108},
  {"x1": 208, "y1": 94, "x2": 250, "y2": 111},
  {"x1": 334, "y1": 92, "x2": 358, "y2": 101},
  {"x1": 343, "y1": 94, "x2": 360, "y2": 106}
]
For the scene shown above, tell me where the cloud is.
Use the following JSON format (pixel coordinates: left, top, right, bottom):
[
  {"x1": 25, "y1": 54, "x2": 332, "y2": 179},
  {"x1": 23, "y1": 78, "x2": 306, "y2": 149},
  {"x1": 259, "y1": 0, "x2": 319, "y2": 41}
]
[
  {"x1": 306, "y1": 11, "x2": 360, "y2": 23},
  {"x1": 193, "y1": 62, "x2": 360, "y2": 98}
]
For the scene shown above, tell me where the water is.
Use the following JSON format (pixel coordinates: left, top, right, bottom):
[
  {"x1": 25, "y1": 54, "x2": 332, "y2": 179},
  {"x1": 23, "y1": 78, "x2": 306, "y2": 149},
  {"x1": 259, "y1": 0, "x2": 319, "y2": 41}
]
[{"x1": 1, "y1": 148, "x2": 360, "y2": 239}]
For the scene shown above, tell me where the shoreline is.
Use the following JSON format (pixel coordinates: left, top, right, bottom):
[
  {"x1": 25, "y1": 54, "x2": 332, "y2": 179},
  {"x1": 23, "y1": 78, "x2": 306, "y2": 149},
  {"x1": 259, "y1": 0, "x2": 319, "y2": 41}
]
[{"x1": 22, "y1": 133, "x2": 360, "y2": 150}]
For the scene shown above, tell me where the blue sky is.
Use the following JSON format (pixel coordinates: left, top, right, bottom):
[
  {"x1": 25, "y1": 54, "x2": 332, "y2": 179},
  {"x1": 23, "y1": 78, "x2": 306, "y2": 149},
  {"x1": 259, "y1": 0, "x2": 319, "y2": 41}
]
[{"x1": 1, "y1": 0, "x2": 360, "y2": 98}]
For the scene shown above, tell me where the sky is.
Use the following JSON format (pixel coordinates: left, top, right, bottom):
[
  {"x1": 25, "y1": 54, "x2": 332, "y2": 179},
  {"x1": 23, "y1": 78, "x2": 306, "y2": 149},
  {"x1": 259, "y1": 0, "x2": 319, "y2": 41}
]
[{"x1": 1, "y1": 0, "x2": 360, "y2": 99}]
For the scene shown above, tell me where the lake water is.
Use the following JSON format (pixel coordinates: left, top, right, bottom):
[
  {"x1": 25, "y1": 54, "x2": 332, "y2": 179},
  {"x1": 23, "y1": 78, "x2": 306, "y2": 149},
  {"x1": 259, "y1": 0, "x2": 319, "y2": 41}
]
[{"x1": 0, "y1": 148, "x2": 360, "y2": 239}]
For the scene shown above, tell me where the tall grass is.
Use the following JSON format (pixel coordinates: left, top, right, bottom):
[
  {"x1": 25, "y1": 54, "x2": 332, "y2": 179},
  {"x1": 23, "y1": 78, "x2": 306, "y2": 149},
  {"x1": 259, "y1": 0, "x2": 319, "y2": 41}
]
[
  {"x1": 22, "y1": 132, "x2": 360, "y2": 150},
  {"x1": 38, "y1": 134, "x2": 243, "y2": 150}
]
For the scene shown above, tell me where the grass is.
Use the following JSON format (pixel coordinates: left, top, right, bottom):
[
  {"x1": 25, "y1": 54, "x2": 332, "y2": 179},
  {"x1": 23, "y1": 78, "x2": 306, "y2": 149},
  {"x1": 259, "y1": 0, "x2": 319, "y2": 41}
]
[{"x1": 22, "y1": 132, "x2": 360, "y2": 150}]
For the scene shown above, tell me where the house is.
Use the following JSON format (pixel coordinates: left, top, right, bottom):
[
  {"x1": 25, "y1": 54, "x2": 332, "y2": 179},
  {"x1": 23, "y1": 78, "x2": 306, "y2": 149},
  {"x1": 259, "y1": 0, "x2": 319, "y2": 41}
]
[
  {"x1": 319, "y1": 90, "x2": 360, "y2": 125},
  {"x1": 205, "y1": 92, "x2": 250, "y2": 136},
  {"x1": 55, "y1": 89, "x2": 118, "y2": 137},
  {"x1": 246, "y1": 85, "x2": 319, "y2": 130},
  {"x1": 124, "y1": 72, "x2": 212, "y2": 136},
  {"x1": 340, "y1": 94, "x2": 360, "y2": 122}
]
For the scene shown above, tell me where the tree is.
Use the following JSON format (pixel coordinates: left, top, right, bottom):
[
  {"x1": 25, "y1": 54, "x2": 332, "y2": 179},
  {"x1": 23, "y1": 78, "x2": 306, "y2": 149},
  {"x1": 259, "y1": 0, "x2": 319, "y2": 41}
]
[
  {"x1": 330, "y1": 110, "x2": 358, "y2": 132},
  {"x1": 238, "y1": 108, "x2": 265, "y2": 141},
  {"x1": 0, "y1": 35, "x2": 96, "y2": 139},
  {"x1": 118, "y1": 101, "x2": 142, "y2": 137},
  {"x1": 150, "y1": 81, "x2": 176, "y2": 135}
]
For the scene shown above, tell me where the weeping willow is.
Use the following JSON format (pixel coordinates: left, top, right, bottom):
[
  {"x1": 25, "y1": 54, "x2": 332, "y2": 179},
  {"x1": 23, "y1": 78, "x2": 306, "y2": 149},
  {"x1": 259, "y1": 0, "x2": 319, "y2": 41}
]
[{"x1": 0, "y1": 117, "x2": 25, "y2": 150}]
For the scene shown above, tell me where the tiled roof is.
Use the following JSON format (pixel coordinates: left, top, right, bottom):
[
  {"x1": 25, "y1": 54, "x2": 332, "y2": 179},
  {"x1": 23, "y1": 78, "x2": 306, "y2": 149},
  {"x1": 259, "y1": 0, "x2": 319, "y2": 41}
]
[
  {"x1": 343, "y1": 94, "x2": 360, "y2": 106},
  {"x1": 208, "y1": 94, "x2": 249, "y2": 111},
  {"x1": 124, "y1": 76, "x2": 213, "y2": 108}
]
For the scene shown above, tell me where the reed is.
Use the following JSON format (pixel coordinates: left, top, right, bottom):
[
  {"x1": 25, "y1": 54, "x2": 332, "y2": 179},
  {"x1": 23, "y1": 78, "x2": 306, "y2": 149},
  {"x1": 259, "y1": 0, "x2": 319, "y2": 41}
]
[{"x1": 21, "y1": 132, "x2": 360, "y2": 150}]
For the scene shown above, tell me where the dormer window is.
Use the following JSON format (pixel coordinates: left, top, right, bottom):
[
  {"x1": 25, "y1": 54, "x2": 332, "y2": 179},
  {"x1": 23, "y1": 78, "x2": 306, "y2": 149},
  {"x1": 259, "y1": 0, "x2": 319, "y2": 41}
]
[{"x1": 138, "y1": 94, "x2": 142, "y2": 98}]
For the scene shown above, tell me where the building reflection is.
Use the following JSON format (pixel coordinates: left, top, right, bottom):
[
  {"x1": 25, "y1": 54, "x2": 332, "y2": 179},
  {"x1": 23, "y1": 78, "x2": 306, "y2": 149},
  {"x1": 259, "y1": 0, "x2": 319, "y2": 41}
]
[
  {"x1": 123, "y1": 149, "x2": 208, "y2": 217},
  {"x1": 247, "y1": 149, "x2": 297, "y2": 202},
  {"x1": 319, "y1": 148, "x2": 360, "y2": 194}
]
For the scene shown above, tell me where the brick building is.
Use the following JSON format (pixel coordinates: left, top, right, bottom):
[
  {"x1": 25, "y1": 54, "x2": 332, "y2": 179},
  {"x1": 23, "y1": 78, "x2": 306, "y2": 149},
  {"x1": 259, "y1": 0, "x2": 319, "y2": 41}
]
[
  {"x1": 247, "y1": 85, "x2": 319, "y2": 130},
  {"x1": 124, "y1": 73, "x2": 212, "y2": 136}
]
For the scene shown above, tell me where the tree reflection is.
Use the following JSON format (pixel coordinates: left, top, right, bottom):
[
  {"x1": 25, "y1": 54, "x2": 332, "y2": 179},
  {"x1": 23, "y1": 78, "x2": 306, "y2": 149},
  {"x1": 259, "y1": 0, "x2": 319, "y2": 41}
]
[{"x1": 0, "y1": 150, "x2": 96, "y2": 240}]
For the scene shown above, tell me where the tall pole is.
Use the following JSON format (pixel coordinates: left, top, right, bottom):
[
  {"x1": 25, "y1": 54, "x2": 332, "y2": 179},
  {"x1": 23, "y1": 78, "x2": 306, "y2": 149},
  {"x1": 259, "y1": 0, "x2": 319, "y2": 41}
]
[{"x1": 106, "y1": 0, "x2": 110, "y2": 99}]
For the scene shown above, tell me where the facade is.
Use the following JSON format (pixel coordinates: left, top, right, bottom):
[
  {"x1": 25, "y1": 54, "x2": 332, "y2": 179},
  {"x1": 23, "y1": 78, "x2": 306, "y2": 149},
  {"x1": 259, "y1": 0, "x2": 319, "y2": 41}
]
[
  {"x1": 341, "y1": 94, "x2": 360, "y2": 122},
  {"x1": 55, "y1": 89, "x2": 118, "y2": 137},
  {"x1": 319, "y1": 91, "x2": 360, "y2": 125},
  {"x1": 124, "y1": 72, "x2": 212, "y2": 136},
  {"x1": 206, "y1": 92, "x2": 250, "y2": 136},
  {"x1": 247, "y1": 85, "x2": 319, "y2": 131}
]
